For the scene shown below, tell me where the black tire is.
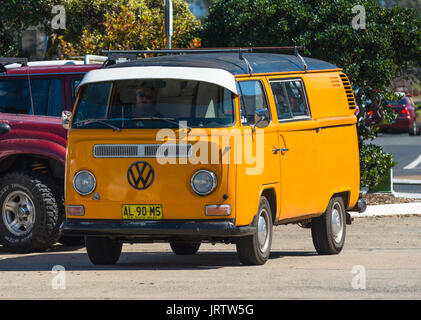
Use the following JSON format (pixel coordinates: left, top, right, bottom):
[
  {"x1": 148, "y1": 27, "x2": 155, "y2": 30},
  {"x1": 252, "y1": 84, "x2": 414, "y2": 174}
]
[
  {"x1": 236, "y1": 196, "x2": 273, "y2": 265},
  {"x1": 85, "y1": 236, "x2": 122, "y2": 265},
  {"x1": 409, "y1": 121, "x2": 417, "y2": 136},
  {"x1": 169, "y1": 241, "x2": 201, "y2": 255},
  {"x1": 311, "y1": 196, "x2": 346, "y2": 255},
  {"x1": 0, "y1": 171, "x2": 63, "y2": 252}
]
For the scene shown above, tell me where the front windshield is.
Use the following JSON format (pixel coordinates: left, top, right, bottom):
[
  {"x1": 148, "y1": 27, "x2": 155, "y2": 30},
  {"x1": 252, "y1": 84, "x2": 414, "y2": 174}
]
[{"x1": 72, "y1": 79, "x2": 235, "y2": 129}]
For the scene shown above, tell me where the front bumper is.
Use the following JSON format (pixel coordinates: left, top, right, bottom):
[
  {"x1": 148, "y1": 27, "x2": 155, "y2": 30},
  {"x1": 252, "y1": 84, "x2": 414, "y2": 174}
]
[{"x1": 60, "y1": 219, "x2": 255, "y2": 239}]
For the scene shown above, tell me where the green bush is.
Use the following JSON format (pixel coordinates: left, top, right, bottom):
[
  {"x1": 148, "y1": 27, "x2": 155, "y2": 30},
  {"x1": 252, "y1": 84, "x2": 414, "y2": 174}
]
[{"x1": 360, "y1": 144, "x2": 396, "y2": 189}]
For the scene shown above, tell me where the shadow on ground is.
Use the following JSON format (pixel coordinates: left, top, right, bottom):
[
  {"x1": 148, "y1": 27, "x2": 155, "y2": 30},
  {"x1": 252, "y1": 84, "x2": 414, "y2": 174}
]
[{"x1": 0, "y1": 246, "x2": 316, "y2": 271}]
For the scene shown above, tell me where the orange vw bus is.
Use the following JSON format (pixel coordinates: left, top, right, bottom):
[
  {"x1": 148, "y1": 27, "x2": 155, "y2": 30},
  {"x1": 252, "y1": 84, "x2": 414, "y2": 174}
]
[{"x1": 61, "y1": 49, "x2": 366, "y2": 265}]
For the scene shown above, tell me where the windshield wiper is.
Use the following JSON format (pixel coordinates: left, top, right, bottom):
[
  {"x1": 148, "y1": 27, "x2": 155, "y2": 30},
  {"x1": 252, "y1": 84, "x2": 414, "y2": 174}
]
[
  {"x1": 132, "y1": 117, "x2": 192, "y2": 132},
  {"x1": 73, "y1": 119, "x2": 121, "y2": 131}
]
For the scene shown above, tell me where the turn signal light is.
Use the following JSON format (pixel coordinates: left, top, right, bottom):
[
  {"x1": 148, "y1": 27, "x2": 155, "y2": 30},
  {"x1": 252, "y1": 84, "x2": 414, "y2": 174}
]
[
  {"x1": 66, "y1": 205, "x2": 85, "y2": 216},
  {"x1": 205, "y1": 205, "x2": 231, "y2": 216}
]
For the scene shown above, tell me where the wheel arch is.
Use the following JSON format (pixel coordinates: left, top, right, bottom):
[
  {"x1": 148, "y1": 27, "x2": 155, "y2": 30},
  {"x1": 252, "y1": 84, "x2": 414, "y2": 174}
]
[
  {"x1": 260, "y1": 187, "x2": 277, "y2": 224},
  {"x1": 0, "y1": 153, "x2": 65, "y2": 180}
]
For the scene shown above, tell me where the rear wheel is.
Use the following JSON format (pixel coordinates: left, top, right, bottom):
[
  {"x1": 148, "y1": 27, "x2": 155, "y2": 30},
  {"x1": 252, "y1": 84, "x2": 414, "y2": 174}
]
[
  {"x1": 236, "y1": 196, "x2": 273, "y2": 265},
  {"x1": 85, "y1": 236, "x2": 122, "y2": 265},
  {"x1": 409, "y1": 121, "x2": 417, "y2": 136},
  {"x1": 311, "y1": 196, "x2": 346, "y2": 255},
  {"x1": 0, "y1": 171, "x2": 62, "y2": 252},
  {"x1": 169, "y1": 241, "x2": 201, "y2": 255}
]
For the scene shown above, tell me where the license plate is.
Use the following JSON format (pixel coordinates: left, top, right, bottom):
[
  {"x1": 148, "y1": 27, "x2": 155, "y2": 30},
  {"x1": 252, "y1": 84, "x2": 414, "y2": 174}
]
[{"x1": 122, "y1": 205, "x2": 163, "y2": 220}]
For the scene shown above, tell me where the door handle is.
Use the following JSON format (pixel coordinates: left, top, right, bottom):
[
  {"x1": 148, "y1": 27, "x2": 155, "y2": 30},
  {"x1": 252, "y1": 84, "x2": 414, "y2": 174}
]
[{"x1": 272, "y1": 148, "x2": 289, "y2": 154}]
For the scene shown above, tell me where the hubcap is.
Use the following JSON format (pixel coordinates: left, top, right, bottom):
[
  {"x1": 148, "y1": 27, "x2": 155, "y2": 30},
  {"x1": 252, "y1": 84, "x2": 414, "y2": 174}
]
[
  {"x1": 257, "y1": 209, "x2": 270, "y2": 252},
  {"x1": 331, "y1": 202, "x2": 344, "y2": 243},
  {"x1": 2, "y1": 191, "x2": 36, "y2": 236}
]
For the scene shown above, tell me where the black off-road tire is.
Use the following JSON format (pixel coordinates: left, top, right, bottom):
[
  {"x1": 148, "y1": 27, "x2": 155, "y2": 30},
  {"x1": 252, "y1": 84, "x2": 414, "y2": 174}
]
[
  {"x1": 169, "y1": 241, "x2": 201, "y2": 255},
  {"x1": 85, "y1": 236, "x2": 122, "y2": 265},
  {"x1": 311, "y1": 196, "x2": 346, "y2": 255},
  {"x1": 236, "y1": 196, "x2": 273, "y2": 265},
  {"x1": 0, "y1": 171, "x2": 63, "y2": 252}
]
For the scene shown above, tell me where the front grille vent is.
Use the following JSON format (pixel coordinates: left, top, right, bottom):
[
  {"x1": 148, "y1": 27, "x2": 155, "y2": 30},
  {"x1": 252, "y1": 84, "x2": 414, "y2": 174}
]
[{"x1": 93, "y1": 144, "x2": 192, "y2": 158}]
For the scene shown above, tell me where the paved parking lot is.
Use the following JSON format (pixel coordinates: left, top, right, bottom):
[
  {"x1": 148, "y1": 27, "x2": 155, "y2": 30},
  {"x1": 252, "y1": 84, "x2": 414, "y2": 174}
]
[{"x1": 0, "y1": 215, "x2": 420, "y2": 300}]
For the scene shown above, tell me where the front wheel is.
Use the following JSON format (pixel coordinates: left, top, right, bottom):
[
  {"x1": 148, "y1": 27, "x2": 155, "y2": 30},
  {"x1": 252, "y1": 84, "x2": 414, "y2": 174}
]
[
  {"x1": 85, "y1": 237, "x2": 122, "y2": 265},
  {"x1": 0, "y1": 171, "x2": 62, "y2": 252},
  {"x1": 236, "y1": 196, "x2": 273, "y2": 265},
  {"x1": 311, "y1": 196, "x2": 346, "y2": 255}
]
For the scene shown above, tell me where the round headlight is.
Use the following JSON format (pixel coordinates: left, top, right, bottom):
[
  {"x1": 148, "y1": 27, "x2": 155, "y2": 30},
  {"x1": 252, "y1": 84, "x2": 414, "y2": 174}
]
[
  {"x1": 191, "y1": 170, "x2": 217, "y2": 196},
  {"x1": 73, "y1": 170, "x2": 96, "y2": 195}
]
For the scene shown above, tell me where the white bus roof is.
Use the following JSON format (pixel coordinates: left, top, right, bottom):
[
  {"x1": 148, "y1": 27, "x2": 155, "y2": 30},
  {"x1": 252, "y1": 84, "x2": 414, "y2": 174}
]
[{"x1": 76, "y1": 66, "x2": 239, "y2": 95}]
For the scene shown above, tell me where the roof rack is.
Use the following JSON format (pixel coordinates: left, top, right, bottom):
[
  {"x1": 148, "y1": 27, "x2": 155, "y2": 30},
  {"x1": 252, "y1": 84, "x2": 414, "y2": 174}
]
[
  {"x1": 100, "y1": 46, "x2": 308, "y2": 74},
  {"x1": 0, "y1": 55, "x2": 108, "y2": 75},
  {"x1": 0, "y1": 57, "x2": 28, "y2": 73}
]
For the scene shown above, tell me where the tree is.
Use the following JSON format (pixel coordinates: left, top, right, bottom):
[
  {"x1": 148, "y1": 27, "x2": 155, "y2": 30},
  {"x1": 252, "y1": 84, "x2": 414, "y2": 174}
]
[
  {"x1": 201, "y1": 0, "x2": 421, "y2": 188},
  {"x1": 0, "y1": 0, "x2": 52, "y2": 56},
  {"x1": 55, "y1": 0, "x2": 201, "y2": 57}
]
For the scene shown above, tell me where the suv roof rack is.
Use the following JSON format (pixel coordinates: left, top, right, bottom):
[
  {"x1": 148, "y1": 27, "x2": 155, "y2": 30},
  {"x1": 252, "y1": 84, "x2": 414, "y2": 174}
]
[
  {"x1": 0, "y1": 57, "x2": 28, "y2": 74},
  {"x1": 0, "y1": 55, "x2": 108, "y2": 74},
  {"x1": 101, "y1": 46, "x2": 307, "y2": 74}
]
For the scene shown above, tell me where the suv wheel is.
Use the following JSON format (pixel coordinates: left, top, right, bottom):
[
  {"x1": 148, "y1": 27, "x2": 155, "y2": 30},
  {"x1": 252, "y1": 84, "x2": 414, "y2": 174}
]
[
  {"x1": 236, "y1": 196, "x2": 273, "y2": 265},
  {"x1": 169, "y1": 241, "x2": 201, "y2": 255},
  {"x1": 311, "y1": 196, "x2": 346, "y2": 255},
  {"x1": 85, "y1": 236, "x2": 122, "y2": 265},
  {"x1": 0, "y1": 171, "x2": 63, "y2": 252}
]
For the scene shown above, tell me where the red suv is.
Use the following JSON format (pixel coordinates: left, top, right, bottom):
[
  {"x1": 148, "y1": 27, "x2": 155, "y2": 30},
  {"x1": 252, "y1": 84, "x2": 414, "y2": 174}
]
[
  {"x1": 379, "y1": 94, "x2": 421, "y2": 136},
  {"x1": 0, "y1": 58, "x2": 102, "y2": 251}
]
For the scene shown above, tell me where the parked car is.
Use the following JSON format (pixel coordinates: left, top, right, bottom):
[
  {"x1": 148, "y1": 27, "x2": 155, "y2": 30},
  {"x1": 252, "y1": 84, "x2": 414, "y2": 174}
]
[
  {"x1": 0, "y1": 56, "x2": 104, "y2": 252},
  {"x1": 61, "y1": 49, "x2": 365, "y2": 266},
  {"x1": 378, "y1": 93, "x2": 421, "y2": 136}
]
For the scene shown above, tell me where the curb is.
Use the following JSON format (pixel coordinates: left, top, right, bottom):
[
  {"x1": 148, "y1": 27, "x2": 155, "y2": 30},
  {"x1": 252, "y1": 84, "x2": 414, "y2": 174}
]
[{"x1": 350, "y1": 202, "x2": 421, "y2": 218}]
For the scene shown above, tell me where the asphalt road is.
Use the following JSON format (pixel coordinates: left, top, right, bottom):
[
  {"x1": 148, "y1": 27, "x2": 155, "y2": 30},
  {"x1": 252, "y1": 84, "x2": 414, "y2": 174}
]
[
  {"x1": 372, "y1": 132, "x2": 421, "y2": 194},
  {"x1": 0, "y1": 216, "x2": 420, "y2": 300}
]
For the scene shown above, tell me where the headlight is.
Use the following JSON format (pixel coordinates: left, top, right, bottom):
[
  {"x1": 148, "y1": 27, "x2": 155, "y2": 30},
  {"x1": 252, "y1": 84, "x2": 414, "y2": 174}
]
[
  {"x1": 191, "y1": 170, "x2": 217, "y2": 196},
  {"x1": 73, "y1": 170, "x2": 96, "y2": 195}
]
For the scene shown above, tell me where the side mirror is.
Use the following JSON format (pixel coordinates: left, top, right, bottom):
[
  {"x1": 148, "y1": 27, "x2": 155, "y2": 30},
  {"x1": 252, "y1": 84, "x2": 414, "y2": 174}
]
[
  {"x1": 254, "y1": 108, "x2": 270, "y2": 128},
  {"x1": 62, "y1": 111, "x2": 72, "y2": 129},
  {"x1": 0, "y1": 122, "x2": 11, "y2": 135}
]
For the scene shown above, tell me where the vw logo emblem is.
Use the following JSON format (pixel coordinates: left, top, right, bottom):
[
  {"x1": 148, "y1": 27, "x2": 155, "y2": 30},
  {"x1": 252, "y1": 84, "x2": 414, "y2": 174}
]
[{"x1": 127, "y1": 161, "x2": 154, "y2": 190}]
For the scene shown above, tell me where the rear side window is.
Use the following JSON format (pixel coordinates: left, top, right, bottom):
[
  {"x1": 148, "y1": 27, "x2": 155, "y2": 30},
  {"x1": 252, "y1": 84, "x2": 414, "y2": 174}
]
[
  {"x1": 0, "y1": 78, "x2": 63, "y2": 116},
  {"x1": 270, "y1": 79, "x2": 310, "y2": 121},
  {"x1": 238, "y1": 80, "x2": 270, "y2": 125}
]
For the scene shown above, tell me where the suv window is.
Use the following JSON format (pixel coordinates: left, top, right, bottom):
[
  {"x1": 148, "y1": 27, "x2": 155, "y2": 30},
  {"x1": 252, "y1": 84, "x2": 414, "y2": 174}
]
[
  {"x1": 238, "y1": 80, "x2": 270, "y2": 125},
  {"x1": 270, "y1": 79, "x2": 309, "y2": 121},
  {"x1": 0, "y1": 78, "x2": 63, "y2": 116}
]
